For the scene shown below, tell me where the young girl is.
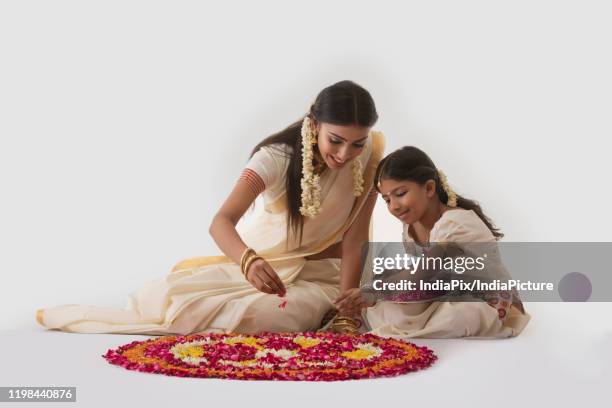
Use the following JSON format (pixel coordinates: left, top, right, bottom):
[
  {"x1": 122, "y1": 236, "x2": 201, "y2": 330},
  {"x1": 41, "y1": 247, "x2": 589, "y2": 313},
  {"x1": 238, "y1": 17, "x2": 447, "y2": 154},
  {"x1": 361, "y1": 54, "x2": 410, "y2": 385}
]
[
  {"x1": 36, "y1": 80, "x2": 384, "y2": 335},
  {"x1": 334, "y1": 146, "x2": 531, "y2": 338}
]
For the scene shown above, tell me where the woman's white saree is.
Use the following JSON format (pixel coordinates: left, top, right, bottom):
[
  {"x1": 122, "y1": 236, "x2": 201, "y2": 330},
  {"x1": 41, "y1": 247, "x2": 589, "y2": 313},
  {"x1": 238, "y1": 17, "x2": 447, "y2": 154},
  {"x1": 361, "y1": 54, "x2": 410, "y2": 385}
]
[{"x1": 36, "y1": 132, "x2": 385, "y2": 335}]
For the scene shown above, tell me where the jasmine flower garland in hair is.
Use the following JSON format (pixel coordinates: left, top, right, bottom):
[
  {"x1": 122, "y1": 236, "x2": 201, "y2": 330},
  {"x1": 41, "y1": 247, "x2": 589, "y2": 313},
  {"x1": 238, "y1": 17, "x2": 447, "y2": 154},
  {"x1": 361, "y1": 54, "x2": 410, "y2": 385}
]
[
  {"x1": 437, "y1": 169, "x2": 457, "y2": 207},
  {"x1": 351, "y1": 157, "x2": 364, "y2": 197},
  {"x1": 300, "y1": 116, "x2": 322, "y2": 218},
  {"x1": 352, "y1": 129, "x2": 382, "y2": 197}
]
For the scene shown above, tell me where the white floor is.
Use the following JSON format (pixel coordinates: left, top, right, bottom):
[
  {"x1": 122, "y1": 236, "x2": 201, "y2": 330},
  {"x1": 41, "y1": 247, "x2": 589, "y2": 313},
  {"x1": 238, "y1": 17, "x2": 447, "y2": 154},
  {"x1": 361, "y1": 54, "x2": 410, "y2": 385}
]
[{"x1": 1, "y1": 303, "x2": 610, "y2": 408}]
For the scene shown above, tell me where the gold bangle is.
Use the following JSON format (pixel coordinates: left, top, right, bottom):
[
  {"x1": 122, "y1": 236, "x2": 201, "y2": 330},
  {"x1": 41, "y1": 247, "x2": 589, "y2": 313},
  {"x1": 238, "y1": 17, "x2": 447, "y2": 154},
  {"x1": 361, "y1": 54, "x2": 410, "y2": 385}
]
[
  {"x1": 242, "y1": 252, "x2": 260, "y2": 272},
  {"x1": 241, "y1": 256, "x2": 252, "y2": 275},
  {"x1": 243, "y1": 255, "x2": 263, "y2": 279},
  {"x1": 243, "y1": 255, "x2": 262, "y2": 280},
  {"x1": 241, "y1": 250, "x2": 257, "y2": 275},
  {"x1": 332, "y1": 322, "x2": 357, "y2": 329},
  {"x1": 332, "y1": 321, "x2": 358, "y2": 334},
  {"x1": 240, "y1": 247, "x2": 255, "y2": 272},
  {"x1": 332, "y1": 316, "x2": 358, "y2": 329},
  {"x1": 333, "y1": 316, "x2": 358, "y2": 324},
  {"x1": 241, "y1": 252, "x2": 254, "y2": 275}
]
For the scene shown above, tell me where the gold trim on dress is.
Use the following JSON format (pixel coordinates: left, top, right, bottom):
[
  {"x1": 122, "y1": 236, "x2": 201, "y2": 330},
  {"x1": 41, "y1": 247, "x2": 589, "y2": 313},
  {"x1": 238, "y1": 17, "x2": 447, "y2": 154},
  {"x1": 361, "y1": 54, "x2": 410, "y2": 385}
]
[{"x1": 36, "y1": 309, "x2": 45, "y2": 326}]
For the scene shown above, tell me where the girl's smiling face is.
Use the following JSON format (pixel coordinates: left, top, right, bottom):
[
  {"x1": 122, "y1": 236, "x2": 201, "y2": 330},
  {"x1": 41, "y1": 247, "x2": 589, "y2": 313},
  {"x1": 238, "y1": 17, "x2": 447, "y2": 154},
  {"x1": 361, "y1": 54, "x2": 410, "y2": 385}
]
[{"x1": 379, "y1": 178, "x2": 437, "y2": 224}]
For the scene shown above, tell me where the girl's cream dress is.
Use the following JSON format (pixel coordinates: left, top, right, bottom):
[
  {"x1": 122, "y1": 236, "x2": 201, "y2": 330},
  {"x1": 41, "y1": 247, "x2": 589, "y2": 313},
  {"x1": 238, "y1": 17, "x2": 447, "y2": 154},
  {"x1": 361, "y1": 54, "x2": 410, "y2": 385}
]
[{"x1": 365, "y1": 208, "x2": 531, "y2": 339}]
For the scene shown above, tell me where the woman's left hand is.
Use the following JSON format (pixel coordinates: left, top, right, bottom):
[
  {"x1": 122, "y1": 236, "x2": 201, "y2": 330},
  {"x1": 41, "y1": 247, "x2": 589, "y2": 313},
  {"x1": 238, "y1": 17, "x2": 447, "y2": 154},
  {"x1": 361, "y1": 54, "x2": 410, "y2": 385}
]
[{"x1": 333, "y1": 288, "x2": 375, "y2": 316}]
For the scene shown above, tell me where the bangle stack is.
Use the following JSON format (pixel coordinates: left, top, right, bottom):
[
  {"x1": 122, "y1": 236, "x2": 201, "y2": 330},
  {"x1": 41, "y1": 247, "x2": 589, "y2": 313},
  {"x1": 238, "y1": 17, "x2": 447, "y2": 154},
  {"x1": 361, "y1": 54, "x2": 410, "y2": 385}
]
[
  {"x1": 240, "y1": 247, "x2": 262, "y2": 280},
  {"x1": 332, "y1": 315, "x2": 359, "y2": 335}
]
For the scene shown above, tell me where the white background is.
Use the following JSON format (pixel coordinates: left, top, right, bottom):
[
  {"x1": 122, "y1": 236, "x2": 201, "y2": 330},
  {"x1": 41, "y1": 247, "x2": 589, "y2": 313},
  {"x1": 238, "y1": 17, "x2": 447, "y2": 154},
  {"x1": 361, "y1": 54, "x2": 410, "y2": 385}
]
[{"x1": 1, "y1": 0, "x2": 611, "y2": 330}]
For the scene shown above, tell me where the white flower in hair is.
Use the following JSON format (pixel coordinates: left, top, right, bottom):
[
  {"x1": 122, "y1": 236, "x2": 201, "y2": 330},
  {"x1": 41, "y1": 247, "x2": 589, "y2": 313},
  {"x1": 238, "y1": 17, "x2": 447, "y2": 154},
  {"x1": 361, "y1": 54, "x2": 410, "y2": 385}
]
[
  {"x1": 351, "y1": 159, "x2": 364, "y2": 197},
  {"x1": 437, "y1": 169, "x2": 458, "y2": 207},
  {"x1": 300, "y1": 117, "x2": 322, "y2": 218}
]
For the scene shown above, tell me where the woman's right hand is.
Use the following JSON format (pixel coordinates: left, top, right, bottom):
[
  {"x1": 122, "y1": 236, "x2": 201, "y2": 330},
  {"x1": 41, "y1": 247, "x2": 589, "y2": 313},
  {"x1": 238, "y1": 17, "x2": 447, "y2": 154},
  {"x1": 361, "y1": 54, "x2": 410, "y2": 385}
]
[{"x1": 246, "y1": 258, "x2": 286, "y2": 296}]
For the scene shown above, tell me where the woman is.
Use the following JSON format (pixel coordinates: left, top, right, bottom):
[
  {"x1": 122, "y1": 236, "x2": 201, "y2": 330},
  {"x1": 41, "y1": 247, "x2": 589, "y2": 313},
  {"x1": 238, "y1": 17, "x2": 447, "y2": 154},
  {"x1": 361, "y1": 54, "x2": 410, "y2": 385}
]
[{"x1": 36, "y1": 80, "x2": 385, "y2": 335}]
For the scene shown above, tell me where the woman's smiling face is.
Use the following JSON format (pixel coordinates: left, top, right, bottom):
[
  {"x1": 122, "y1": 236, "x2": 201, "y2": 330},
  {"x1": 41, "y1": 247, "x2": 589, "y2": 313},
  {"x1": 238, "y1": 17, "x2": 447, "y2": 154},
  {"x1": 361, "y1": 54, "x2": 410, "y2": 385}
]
[
  {"x1": 379, "y1": 178, "x2": 437, "y2": 224},
  {"x1": 314, "y1": 121, "x2": 370, "y2": 169}
]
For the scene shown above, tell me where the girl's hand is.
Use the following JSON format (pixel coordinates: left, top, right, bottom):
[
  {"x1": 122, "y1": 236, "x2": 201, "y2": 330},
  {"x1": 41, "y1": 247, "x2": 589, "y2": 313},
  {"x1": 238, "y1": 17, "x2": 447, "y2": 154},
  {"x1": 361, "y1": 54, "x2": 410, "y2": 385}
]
[
  {"x1": 246, "y1": 258, "x2": 286, "y2": 296},
  {"x1": 333, "y1": 288, "x2": 375, "y2": 316}
]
